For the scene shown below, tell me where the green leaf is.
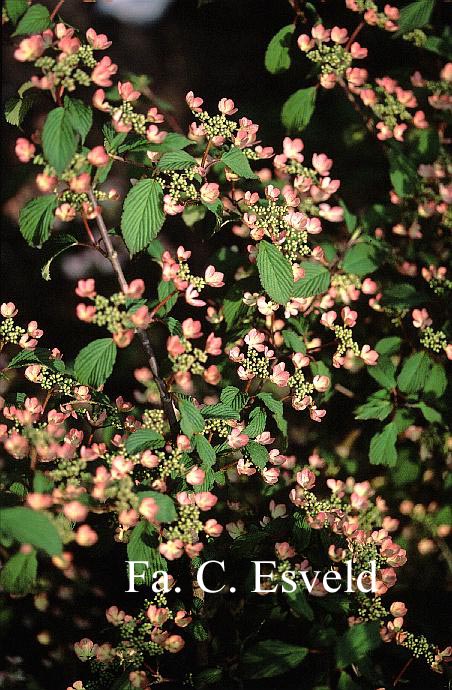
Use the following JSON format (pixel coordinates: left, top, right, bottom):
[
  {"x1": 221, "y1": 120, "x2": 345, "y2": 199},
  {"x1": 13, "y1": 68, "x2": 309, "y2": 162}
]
[
  {"x1": 423, "y1": 362, "x2": 447, "y2": 398},
  {"x1": 5, "y1": 0, "x2": 28, "y2": 24},
  {"x1": 5, "y1": 94, "x2": 34, "y2": 127},
  {"x1": 221, "y1": 146, "x2": 257, "y2": 180},
  {"x1": 137, "y1": 491, "x2": 177, "y2": 523},
  {"x1": 156, "y1": 279, "x2": 178, "y2": 315},
  {"x1": 265, "y1": 24, "x2": 295, "y2": 74},
  {"x1": 292, "y1": 261, "x2": 330, "y2": 297},
  {"x1": 413, "y1": 402, "x2": 442, "y2": 424},
  {"x1": 368, "y1": 358, "x2": 396, "y2": 389},
  {"x1": 339, "y1": 201, "x2": 357, "y2": 232},
  {"x1": 342, "y1": 240, "x2": 381, "y2": 276},
  {"x1": 0, "y1": 507, "x2": 62, "y2": 555},
  {"x1": 19, "y1": 195, "x2": 57, "y2": 247},
  {"x1": 74, "y1": 338, "x2": 117, "y2": 388},
  {"x1": 244, "y1": 408, "x2": 267, "y2": 438},
  {"x1": 286, "y1": 588, "x2": 314, "y2": 620},
  {"x1": 64, "y1": 97, "x2": 93, "y2": 145},
  {"x1": 182, "y1": 204, "x2": 207, "y2": 227},
  {"x1": 7, "y1": 347, "x2": 65, "y2": 372},
  {"x1": 157, "y1": 150, "x2": 198, "y2": 170},
  {"x1": 121, "y1": 179, "x2": 165, "y2": 255},
  {"x1": 247, "y1": 441, "x2": 269, "y2": 469},
  {"x1": 41, "y1": 234, "x2": 78, "y2": 280},
  {"x1": 179, "y1": 398, "x2": 205, "y2": 437},
  {"x1": 220, "y1": 386, "x2": 248, "y2": 411},
  {"x1": 12, "y1": 3, "x2": 50, "y2": 35},
  {"x1": 282, "y1": 329, "x2": 305, "y2": 353},
  {"x1": 257, "y1": 392, "x2": 288, "y2": 438},
  {"x1": 0, "y1": 551, "x2": 37, "y2": 595},
  {"x1": 355, "y1": 397, "x2": 393, "y2": 421},
  {"x1": 336, "y1": 622, "x2": 381, "y2": 667},
  {"x1": 397, "y1": 351, "x2": 432, "y2": 394},
  {"x1": 125, "y1": 429, "x2": 165, "y2": 454},
  {"x1": 369, "y1": 423, "x2": 398, "y2": 466},
  {"x1": 376, "y1": 337, "x2": 402, "y2": 355},
  {"x1": 257, "y1": 240, "x2": 294, "y2": 304},
  {"x1": 395, "y1": 0, "x2": 435, "y2": 35},
  {"x1": 241, "y1": 640, "x2": 308, "y2": 679},
  {"x1": 281, "y1": 87, "x2": 317, "y2": 132},
  {"x1": 424, "y1": 28, "x2": 452, "y2": 58},
  {"x1": 42, "y1": 107, "x2": 77, "y2": 175},
  {"x1": 194, "y1": 435, "x2": 216, "y2": 468},
  {"x1": 127, "y1": 520, "x2": 167, "y2": 585},
  {"x1": 201, "y1": 403, "x2": 240, "y2": 420},
  {"x1": 388, "y1": 147, "x2": 418, "y2": 197}
]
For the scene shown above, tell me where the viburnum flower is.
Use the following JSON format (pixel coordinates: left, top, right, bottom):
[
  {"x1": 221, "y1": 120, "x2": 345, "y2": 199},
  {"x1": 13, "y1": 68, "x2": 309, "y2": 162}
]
[
  {"x1": 91, "y1": 56, "x2": 118, "y2": 87},
  {"x1": 227, "y1": 427, "x2": 249, "y2": 449},
  {"x1": 14, "y1": 35, "x2": 45, "y2": 62},
  {"x1": 412, "y1": 308, "x2": 432, "y2": 329},
  {"x1": 86, "y1": 28, "x2": 112, "y2": 50},
  {"x1": 15, "y1": 138, "x2": 35, "y2": 163}
]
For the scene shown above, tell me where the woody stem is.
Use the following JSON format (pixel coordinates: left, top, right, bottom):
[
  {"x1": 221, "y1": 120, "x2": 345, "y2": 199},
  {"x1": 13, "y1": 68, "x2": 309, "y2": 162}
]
[{"x1": 87, "y1": 188, "x2": 179, "y2": 435}]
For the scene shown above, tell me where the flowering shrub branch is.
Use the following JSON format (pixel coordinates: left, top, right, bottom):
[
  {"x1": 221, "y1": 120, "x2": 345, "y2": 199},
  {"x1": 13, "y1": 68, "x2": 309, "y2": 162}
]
[{"x1": 1, "y1": 0, "x2": 451, "y2": 688}]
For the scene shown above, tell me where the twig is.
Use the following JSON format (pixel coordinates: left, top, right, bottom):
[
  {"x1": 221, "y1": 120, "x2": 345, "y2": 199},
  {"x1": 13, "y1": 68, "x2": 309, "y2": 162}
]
[
  {"x1": 87, "y1": 188, "x2": 179, "y2": 435},
  {"x1": 346, "y1": 21, "x2": 365, "y2": 52},
  {"x1": 50, "y1": 0, "x2": 65, "y2": 21},
  {"x1": 393, "y1": 656, "x2": 413, "y2": 686}
]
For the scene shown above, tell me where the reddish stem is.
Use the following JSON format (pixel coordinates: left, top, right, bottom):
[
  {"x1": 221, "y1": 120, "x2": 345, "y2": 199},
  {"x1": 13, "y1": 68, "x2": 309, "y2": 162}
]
[{"x1": 50, "y1": 0, "x2": 65, "y2": 22}]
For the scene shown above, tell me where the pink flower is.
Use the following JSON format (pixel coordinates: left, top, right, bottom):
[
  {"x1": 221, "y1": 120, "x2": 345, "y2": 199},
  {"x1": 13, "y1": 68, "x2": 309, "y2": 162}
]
[
  {"x1": 194, "y1": 492, "x2": 218, "y2": 510},
  {"x1": 310, "y1": 406, "x2": 326, "y2": 422},
  {"x1": 14, "y1": 35, "x2": 45, "y2": 62},
  {"x1": 86, "y1": 28, "x2": 112, "y2": 50},
  {"x1": 1, "y1": 302, "x2": 18, "y2": 317},
  {"x1": 118, "y1": 81, "x2": 141, "y2": 102},
  {"x1": 91, "y1": 56, "x2": 118, "y2": 87},
  {"x1": 87, "y1": 146, "x2": 109, "y2": 167},
  {"x1": 58, "y1": 36, "x2": 80, "y2": 54},
  {"x1": 341, "y1": 306, "x2": 357, "y2": 327},
  {"x1": 320, "y1": 310, "x2": 337, "y2": 328},
  {"x1": 360, "y1": 344, "x2": 379, "y2": 365},
  {"x1": 64, "y1": 501, "x2": 88, "y2": 522},
  {"x1": 227, "y1": 428, "x2": 249, "y2": 449},
  {"x1": 413, "y1": 110, "x2": 429, "y2": 128},
  {"x1": 182, "y1": 318, "x2": 203, "y2": 339},
  {"x1": 186, "y1": 91, "x2": 204, "y2": 112},
  {"x1": 390, "y1": 602, "x2": 408, "y2": 617},
  {"x1": 204, "y1": 364, "x2": 221, "y2": 384},
  {"x1": 92, "y1": 89, "x2": 110, "y2": 112},
  {"x1": 275, "y1": 542, "x2": 296, "y2": 559},
  {"x1": 125, "y1": 279, "x2": 145, "y2": 299},
  {"x1": 36, "y1": 172, "x2": 57, "y2": 192},
  {"x1": 218, "y1": 98, "x2": 238, "y2": 115},
  {"x1": 15, "y1": 138, "x2": 35, "y2": 163},
  {"x1": 298, "y1": 34, "x2": 314, "y2": 51},
  {"x1": 76, "y1": 525, "x2": 98, "y2": 546},
  {"x1": 167, "y1": 335, "x2": 186, "y2": 357},
  {"x1": 76, "y1": 279, "x2": 96, "y2": 299},
  {"x1": 312, "y1": 153, "x2": 332, "y2": 176},
  {"x1": 412, "y1": 308, "x2": 432, "y2": 329},
  {"x1": 297, "y1": 467, "x2": 316, "y2": 489},
  {"x1": 205, "y1": 333, "x2": 222, "y2": 355},
  {"x1": 346, "y1": 67, "x2": 368, "y2": 87},
  {"x1": 70, "y1": 173, "x2": 91, "y2": 194},
  {"x1": 56, "y1": 204, "x2": 76, "y2": 222},
  {"x1": 283, "y1": 136, "x2": 304, "y2": 160},
  {"x1": 350, "y1": 42, "x2": 368, "y2": 59},
  {"x1": 393, "y1": 123, "x2": 407, "y2": 142},
  {"x1": 244, "y1": 328, "x2": 266, "y2": 351},
  {"x1": 163, "y1": 634, "x2": 185, "y2": 653},
  {"x1": 147, "y1": 604, "x2": 170, "y2": 626},
  {"x1": 331, "y1": 27, "x2": 349, "y2": 44},
  {"x1": 204, "y1": 265, "x2": 224, "y2": 287},
  {"x1": 311, "y1": 24, "x2": 330, "y2": 42},
  {"x1": 313, "y1": 375, "x2": 330, "y2": 392},
  {"x1": 262, "y1": 467, "x2": 280, "y2": 484},
  {"x1": 200, "y1": 182, "x2": 220, "y2": 204},
  {"x1": 186, "y1": 465, "x2": 205, "y2": 486},
  {"x1": 159, "y1": 539, "x2": 184, "y2": 560},
  {"x1": 74, "y1": 638, "x2": 97, "y2": 662},
  {"x1": 270, "y1": 362, "x2": 290, "y2": 387},
  {"x1": 139, "y1": 497, "x2": 159, "y2": 522},
  {"x1": 320, "y1": 73, "x2": 337, "y2": 89}
]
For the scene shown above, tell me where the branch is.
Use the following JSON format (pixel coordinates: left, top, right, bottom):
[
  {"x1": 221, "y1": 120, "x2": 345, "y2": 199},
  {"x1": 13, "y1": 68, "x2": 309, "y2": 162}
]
[{"x1": 87, "y1": 188, "x2": 179, "y2": 435}]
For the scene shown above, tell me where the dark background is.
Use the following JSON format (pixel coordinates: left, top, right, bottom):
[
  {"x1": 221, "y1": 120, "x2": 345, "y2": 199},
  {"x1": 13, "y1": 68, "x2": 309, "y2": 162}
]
[{"x1": 1, "y1": 1, "x2": 450, "y2": 688}]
